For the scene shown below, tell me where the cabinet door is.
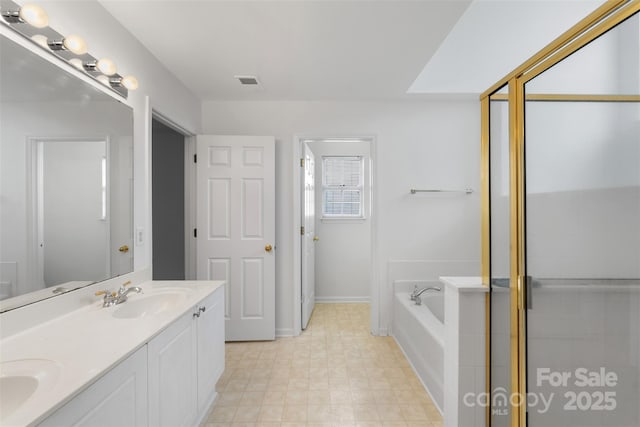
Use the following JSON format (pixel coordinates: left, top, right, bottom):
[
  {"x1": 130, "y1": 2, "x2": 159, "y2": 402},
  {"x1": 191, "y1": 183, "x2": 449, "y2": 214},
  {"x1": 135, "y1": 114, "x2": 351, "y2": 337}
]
[
  {"x1": 148, "y1": 309, "x2": 197, "y2": 427},
  {"x1": 197, "y1": 287, "x2": 225, "y2": 414},
  {"x1": 38, "y1": 346, "x2": 147, "y2": 427}
]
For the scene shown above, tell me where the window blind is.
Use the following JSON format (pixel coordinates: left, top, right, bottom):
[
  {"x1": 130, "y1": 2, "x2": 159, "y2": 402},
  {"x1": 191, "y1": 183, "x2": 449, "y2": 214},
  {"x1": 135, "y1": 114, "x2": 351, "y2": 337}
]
[{"x1": 322, "y1": 156, "x2": 363, "y2": 217}]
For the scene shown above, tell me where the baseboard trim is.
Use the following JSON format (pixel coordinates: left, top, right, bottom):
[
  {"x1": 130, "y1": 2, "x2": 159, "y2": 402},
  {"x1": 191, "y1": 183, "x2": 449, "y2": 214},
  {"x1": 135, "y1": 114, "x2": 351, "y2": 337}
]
[
  {"x1": 195, "y1": 391, "x2": 218, "y2": 426},
  {"x1": 315, "y1": 296, "x2": 370, "y2": 303},
  {"x1": 275, "y1": 328, "x2": 294, "y2": 337}
]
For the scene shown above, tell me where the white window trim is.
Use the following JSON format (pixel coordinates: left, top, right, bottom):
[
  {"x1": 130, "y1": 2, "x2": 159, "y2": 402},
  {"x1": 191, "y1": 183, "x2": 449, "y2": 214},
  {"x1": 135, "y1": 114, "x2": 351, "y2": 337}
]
[
  {"x1": 321, "y1": 155, "x2": 365, "y2": 219},
  {"x1": 320, "y1": 217, "x2": 367, "y2": 224}
]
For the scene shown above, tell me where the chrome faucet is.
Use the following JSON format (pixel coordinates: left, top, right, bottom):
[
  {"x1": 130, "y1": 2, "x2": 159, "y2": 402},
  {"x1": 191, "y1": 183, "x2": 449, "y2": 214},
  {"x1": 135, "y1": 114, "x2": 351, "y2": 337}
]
[
  {"x1": 413, "y1": 286, "x2": 441, "y2": 305},
  {"x1": 96, "y1": 280, "x2": 143, "y2": 307}
]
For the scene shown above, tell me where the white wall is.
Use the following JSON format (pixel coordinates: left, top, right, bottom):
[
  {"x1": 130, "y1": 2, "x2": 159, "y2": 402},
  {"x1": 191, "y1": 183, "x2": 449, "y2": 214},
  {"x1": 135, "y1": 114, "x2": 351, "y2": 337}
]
[
  {"x1": 306, "y1": 141, "x2": 371, "y2": 302},
  {"x1": 201, "y1": 100, "x2": 481, "y2": 335},
  {"x1": 13, "y1": 0, "x2": 202, "y2": 273},
  {"x1": 409, "y1": 0, "x2": 604, "y2": 94}
]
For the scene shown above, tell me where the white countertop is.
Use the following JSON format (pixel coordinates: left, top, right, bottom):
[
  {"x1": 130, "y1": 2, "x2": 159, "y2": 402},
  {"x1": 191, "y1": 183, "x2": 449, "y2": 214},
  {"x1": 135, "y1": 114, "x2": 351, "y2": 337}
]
[
  {"x1": 439, "y1": 276, "x2": 488, "y2": 292},
  {"x1": 0, "y1": 280, "x2": 225, "y2": 427}
]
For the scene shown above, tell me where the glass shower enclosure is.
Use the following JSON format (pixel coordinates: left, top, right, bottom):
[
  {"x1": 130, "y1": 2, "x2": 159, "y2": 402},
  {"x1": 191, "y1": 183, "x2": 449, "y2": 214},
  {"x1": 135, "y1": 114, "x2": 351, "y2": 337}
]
[{"x1": 482, "y1": 2, "x2": 640, "y2": 426}]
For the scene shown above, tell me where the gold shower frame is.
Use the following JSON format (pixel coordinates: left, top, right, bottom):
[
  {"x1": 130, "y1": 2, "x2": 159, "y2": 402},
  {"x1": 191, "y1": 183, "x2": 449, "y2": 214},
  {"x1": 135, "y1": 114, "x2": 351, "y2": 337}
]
[{"x1": 480, "y1": 1, "x2": 640, "y2": 426}]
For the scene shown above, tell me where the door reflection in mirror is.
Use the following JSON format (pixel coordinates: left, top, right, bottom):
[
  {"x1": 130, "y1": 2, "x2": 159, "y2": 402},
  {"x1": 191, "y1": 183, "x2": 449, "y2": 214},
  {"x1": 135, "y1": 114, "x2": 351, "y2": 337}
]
[{"x1": 35, "y1": 139, "x2": 109, "y2": 287}]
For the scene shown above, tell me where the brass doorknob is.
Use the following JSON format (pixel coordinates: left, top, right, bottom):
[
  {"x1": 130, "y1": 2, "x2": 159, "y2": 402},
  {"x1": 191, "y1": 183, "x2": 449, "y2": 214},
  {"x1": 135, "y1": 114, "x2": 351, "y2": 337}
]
[
  {"x1": 313, "y1": 236, "x2": 320, "y2": 242},
  {"x1": 119, "y1": 245, "x2": 129, "y2": 253},
  {"x1": 265, "y1": 244, "x2": 273, "y2": 252}
]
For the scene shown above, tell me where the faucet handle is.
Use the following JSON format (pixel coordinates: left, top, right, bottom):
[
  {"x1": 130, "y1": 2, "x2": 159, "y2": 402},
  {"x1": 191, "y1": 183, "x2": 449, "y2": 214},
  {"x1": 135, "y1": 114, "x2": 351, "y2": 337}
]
[
  {"x1": 116, "y1": 280, "x2": 133, "y2": 295},
  {"x1": 95, "y1": 290, "x2": 116, "y2": 297},
  {"x1": 410, "y1": 285, "x2": 418, "y2": 300}
]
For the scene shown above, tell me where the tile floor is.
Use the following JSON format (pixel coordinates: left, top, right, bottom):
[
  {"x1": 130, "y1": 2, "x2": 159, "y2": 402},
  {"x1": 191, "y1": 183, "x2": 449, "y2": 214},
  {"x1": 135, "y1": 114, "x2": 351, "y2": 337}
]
[{"x1": 202, "y1": 303, "x2": 443, "y2": 427}]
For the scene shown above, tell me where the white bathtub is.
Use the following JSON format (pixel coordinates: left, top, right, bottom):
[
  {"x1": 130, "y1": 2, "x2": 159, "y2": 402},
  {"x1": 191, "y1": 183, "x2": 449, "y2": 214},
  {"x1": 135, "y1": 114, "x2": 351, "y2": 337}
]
[{"x1": 392, "y1": 286, "x2": 445, "y2": 412}]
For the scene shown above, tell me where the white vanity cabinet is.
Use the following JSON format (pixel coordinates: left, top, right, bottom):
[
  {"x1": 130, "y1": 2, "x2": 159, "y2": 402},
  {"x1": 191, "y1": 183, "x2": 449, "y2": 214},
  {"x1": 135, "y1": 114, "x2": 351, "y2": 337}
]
[
  {"x1": 196, "y1": 287, "x2": 225, "y2": 414},
  {"x1": 38, "y1": 346, "x2": 148, "y2": 427},
  {"x1": 148, "y1": 308, "x2": 198, "y2": 427},
  {"x1": 148, "y1": 285, "x2": 225, "y2": 426},
  {"x1": 31, "y1": 284, "x2": 225, "y2": 427}
]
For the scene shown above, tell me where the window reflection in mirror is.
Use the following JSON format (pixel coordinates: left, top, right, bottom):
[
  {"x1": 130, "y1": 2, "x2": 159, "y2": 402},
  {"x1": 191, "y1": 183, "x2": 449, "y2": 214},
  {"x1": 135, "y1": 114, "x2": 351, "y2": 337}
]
[{"x1": 0, "y1": 34, "x2": 134, "y2": 312}]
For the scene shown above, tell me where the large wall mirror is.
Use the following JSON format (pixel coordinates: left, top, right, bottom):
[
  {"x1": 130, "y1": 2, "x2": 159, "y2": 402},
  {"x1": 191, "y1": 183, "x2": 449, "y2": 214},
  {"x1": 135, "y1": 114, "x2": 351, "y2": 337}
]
[{"x1": 0, "y1": 33, "x2": 134, "y2": 312}]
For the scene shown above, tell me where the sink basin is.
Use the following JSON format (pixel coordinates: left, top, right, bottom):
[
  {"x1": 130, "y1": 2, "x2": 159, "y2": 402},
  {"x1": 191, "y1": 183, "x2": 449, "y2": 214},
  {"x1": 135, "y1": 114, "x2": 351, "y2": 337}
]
[
  {"x1": 0, "y1": 359, "x2": 61, "y2": 420},
  {"x1": 0, "y1": 376, "x2": 38, "y2": 417},
  {"x1": 112, "y1": 290, "x2": 190, "y2": 319}
]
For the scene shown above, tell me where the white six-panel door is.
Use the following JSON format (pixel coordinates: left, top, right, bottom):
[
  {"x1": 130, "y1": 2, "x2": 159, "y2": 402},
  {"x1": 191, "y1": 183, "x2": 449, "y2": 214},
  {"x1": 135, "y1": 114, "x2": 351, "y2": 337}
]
[
  {"x1": 196, "y1": 135, "x2": 275, "y2": 341},
  {"x1": 301, "y1": 143, "x2": 316, "y2": 329}
]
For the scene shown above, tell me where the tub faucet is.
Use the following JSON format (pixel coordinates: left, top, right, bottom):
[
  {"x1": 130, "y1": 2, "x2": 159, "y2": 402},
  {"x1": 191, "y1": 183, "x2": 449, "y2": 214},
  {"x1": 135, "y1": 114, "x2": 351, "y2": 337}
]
[
  {"x1": 410, "y1": 285, "x2": 419, "y2": 301},
  {"x1": 414, "y1": 286, "x2": 441, "y2": 306},
  {"x1": 410, "y1": 285, "x2": 423, "y2": 301}
]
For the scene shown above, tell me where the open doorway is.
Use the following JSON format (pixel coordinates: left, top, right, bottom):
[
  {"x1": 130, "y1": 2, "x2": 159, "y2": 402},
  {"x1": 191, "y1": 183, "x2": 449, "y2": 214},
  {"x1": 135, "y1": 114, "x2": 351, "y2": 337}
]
[
  {"x1": 299, "y1": 138, "x2": 373, "y2": 331},
  {"x1": 151, "y1": 116, "x2": 194, "y2": 280}
]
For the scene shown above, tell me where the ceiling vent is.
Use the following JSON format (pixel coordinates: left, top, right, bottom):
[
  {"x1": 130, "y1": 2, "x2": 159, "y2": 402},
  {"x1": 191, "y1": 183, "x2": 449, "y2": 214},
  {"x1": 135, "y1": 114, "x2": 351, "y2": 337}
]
[{"x1": 235, "y1": 75, "x2": 259, "y2": 85}]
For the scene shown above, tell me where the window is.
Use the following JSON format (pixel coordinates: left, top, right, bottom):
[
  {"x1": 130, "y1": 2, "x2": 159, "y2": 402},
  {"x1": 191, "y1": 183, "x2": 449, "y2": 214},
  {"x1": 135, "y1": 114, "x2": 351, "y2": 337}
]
[
  {"x1": 322, "y1": 156, "x2": 364, "y2": 218},
  {"x1": 100, "y1": 157, "x2": 107, "y2": 220}
]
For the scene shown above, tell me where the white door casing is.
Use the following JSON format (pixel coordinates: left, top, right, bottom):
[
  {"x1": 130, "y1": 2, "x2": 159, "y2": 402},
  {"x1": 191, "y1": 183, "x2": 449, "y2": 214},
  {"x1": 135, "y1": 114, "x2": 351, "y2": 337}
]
[
  {"x1": 196, "y1": 135, "x2": 275, "y2": 341},
  {"x1": 301, "y1": 144, "x2": 316, "y2": 329},
  {"x1": 110, "y1": 136, "x2": 134, "y2": 277}
]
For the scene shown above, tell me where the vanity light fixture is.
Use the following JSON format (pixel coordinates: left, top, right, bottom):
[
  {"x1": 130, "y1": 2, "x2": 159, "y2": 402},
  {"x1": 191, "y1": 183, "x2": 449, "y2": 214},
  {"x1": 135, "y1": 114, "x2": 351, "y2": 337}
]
[
  {"x1": 19, "y1": 3, "x2": 47, "y2": 28},
  {"x1": 1, "y1": 3, "x2": 48, "y2": 28},
  {"x1": 96, "y1": 75, "x2": 110, "y2": 86},
  {"x1": 84, "y1": 58, "x2": 117, "y2": 76},
  {"x1": 30, "y1": 33, "x2": 48, "y2": 48},
  {"x1": 1, "y1": 0, "x2": 137, "y2": 97},
  {"x1": 120, "y1": 75, "x2": 138, "y2": 91},
  {"x1": 110, "y1": 75, "x2": 139, "y2": 91},
  {"x1": 47, "y1": 34, "x2": 88, "y2": 55},
  {"x1": 97, "y1": 58, "x2": 116, "y2": 76},
  {"x1": 69, "y1": 58, "x2": 84, "y2": 70}
]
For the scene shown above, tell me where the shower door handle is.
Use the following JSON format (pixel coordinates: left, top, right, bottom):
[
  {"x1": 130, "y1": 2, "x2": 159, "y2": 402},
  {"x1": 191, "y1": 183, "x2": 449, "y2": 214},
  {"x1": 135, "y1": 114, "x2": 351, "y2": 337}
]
[{"x1": 525, "y1": 275, "x2": 533, "y2": 310}]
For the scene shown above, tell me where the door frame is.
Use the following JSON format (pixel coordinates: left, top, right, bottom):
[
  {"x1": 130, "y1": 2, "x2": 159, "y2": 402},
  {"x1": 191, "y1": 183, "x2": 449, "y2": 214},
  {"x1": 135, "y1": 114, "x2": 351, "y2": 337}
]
[
  {"x1": 292, "y1": 135, "x2": 379, "y2": 336},
  {"x1": 480, "y1": 2, "x2": 639, "y2": 425},
  {"x1": 150, "y1": 110, "x2": 197, "y2": 280},
  {"x1": 300, "y1": 142, "x2": 315, "y2": 330},
  {"x1": 27, "y1": 136, "x2": 111, "y2": 290}
]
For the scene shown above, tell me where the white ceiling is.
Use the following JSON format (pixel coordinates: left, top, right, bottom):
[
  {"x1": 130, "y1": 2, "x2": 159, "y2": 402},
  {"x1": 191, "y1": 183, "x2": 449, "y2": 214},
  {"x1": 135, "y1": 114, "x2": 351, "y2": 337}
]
[
  {"x1": 101, "y1": 0, "x2": 608, "y2": 101},
  {"x1": 99, "y1": 0, "x2": 472, "y2": 101},
  {"x1": 408, "y1": 0, "x2": 605, "y2": 95}
]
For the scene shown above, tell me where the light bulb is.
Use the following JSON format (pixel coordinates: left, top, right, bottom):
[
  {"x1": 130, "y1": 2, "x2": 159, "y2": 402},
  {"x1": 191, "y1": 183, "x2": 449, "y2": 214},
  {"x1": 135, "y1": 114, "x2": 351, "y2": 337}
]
[
  {"x1": 97, "y1": 58, "x2": 117, "y2": 76},
  {"x1": 69, "y1": 58, "x2": 84, "y2": 70},
  {"x1": 31, "y1": 34, "x2": 48, "y2": 48},
  {"x1": 63, "y1": 34, "x2": 87, "y2": 55},
  {"x1": 121, "y1": 75, "x2": 138, "y2": 91},
  {"x1": 19, "y1": 4, "x2": 48, "y2": 28},
  {"x1": 96, "y1": 75, "x2": 110, "y2": 86}
]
